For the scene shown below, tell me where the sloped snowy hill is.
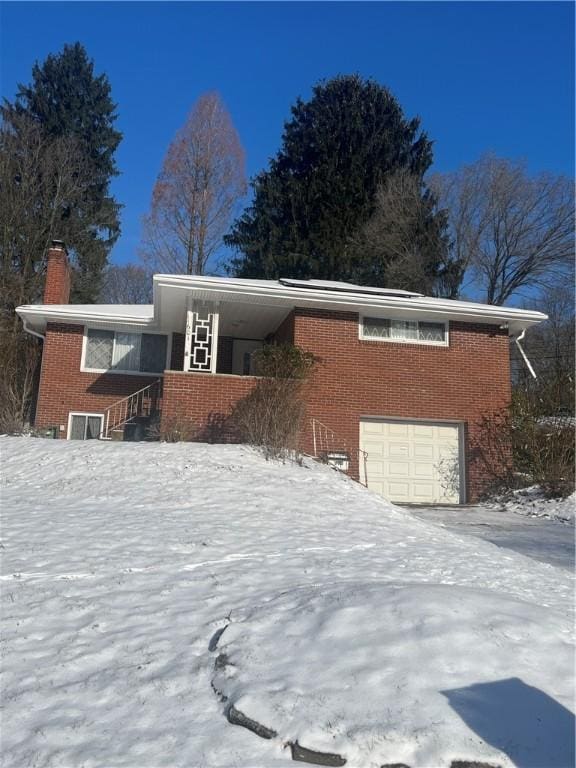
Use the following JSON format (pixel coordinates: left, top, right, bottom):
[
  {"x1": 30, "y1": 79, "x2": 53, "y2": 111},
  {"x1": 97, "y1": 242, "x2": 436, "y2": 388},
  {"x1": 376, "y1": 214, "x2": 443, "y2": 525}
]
[{"x1": 1, "y1": 438, "x2": 574, "y2": 768}]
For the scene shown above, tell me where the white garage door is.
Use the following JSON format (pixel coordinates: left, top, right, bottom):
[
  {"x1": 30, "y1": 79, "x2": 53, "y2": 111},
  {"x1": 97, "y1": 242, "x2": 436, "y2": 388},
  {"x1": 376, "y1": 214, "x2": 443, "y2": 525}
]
[{"x1": 360, "y1": 419, "x2": 462, "y2": 504}]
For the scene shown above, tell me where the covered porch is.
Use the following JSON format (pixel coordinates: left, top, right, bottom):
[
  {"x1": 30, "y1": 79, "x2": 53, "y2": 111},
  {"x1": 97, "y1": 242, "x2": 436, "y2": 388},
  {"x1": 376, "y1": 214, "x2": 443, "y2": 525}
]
[{"x1": 157, "y1": 280, "x2": 296, "y2": 377}]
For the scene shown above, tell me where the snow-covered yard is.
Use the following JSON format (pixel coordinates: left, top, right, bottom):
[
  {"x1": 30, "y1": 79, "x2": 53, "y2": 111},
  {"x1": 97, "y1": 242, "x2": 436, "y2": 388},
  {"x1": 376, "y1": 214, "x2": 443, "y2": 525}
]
[{"x1": 1, "y1": 437, "x2": 574, "y2": 768}]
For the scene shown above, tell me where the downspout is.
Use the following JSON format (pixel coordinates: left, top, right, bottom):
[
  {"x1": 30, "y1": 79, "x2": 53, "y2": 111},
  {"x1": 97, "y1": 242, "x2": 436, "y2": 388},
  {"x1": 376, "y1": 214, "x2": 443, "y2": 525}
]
[
  {"x1": 513, "y1": 328, "x2": 537, "y2": 380},
  {"x1": 22, "y1": 318, "x2": 45, "y2": 341},
  {"x1": 21, "y1": 318, "x2": 46, "y2": 430}
]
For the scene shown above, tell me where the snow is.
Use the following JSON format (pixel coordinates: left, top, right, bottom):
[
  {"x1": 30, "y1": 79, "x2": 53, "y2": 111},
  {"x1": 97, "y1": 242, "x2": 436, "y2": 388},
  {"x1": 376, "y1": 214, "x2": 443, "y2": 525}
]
[
  {"x1": 496, "y1": 486, "x2": 576, "y2": 523},
  {"x1": 2, "y1": 437, "x2": 574, "y2": 768},
  {"x1": 214, "y1": 583, "x2": 573, "y2": 768},
  {"x1": 408, "y1": 504, "x2": 574, "y2": 571}
]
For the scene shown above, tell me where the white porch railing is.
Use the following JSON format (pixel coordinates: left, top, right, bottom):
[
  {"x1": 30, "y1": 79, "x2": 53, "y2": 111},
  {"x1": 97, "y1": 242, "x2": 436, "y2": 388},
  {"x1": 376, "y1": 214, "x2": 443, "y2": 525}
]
[
  {"x1": 100, "y1": 379, "x2": 162, "y2": 440},
  {"x1": 310, "y1": 418, "x2": 368, "y2": 487}
]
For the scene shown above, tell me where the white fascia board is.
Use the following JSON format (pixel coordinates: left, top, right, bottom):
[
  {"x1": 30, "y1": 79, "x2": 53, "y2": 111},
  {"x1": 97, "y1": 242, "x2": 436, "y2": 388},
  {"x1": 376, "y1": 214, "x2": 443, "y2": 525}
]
[
  {"x1": 153, "y1": 275, "x2": 548, "y2": 332},
  {"x1": 16, "y1": 304, "x2": 156, "y2": 333}
]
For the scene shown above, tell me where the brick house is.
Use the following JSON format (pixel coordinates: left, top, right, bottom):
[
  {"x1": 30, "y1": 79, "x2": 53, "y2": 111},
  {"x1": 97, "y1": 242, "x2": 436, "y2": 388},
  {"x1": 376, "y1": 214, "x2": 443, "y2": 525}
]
[{"x1": 17, "y1": 241, "x2": 546, "y2": 505}]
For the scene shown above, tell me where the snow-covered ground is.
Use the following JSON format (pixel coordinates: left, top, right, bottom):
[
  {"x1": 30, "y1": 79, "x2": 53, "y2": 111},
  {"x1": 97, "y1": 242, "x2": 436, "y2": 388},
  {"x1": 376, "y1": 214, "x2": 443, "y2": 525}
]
[
  {"x1": 495, "y1": 486, "x2": 575, "y2": 523},
  {"x1": 1, "y1": 437, "x2": 574, "y2": 768},
  {"x1": 408, "y1": 504, "x2": 575, "y2": 571}
]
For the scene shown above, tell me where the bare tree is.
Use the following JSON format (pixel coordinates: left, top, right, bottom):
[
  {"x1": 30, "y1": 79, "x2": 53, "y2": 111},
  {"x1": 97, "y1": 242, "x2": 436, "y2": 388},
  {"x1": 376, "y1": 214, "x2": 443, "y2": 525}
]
[
  {"x1": 351, "y1": 169, "x2": 462, "y2": 297},
  {"x1": 0, "y1": 113, "x2": 90, "y2": 430},
  {"x1": 141, "y1": 92, "x2": 246, "y2": 275},
  {"x1": 512, "y1": 283, "x2": 575, "y2": 413},
  {"x1": 1, "y1": 112, "x2": 90, "y2": 318},
  {"x1": 430, "y1": 154, "x2": 575, "y2": 305},
  {"x1": 100, "y1": 264, "x2": 153, "y2": 304}
]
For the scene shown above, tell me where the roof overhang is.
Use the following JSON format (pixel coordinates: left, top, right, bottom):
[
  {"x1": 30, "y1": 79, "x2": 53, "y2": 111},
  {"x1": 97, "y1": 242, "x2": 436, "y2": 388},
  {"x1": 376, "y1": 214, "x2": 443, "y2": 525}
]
[
  {"x1": 16, "y1": 304, "x2": 155, "y2": 337},
  {"x1": 16, "y1": 275, "x2": 548, "y2": 338},
  {"x1": 153, "y1": 275, "x2": 548, "y2": 336}
]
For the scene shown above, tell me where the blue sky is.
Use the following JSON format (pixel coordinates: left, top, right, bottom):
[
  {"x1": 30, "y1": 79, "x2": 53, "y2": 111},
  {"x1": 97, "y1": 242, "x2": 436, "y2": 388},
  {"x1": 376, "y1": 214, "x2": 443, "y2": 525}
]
[{"x1": 1, "y1": 1, "x2": 574, "y2": 267}]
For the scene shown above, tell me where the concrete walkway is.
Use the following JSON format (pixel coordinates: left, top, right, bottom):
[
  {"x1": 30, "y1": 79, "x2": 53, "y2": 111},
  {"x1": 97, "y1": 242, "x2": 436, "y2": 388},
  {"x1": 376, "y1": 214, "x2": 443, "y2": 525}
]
[{"x1": 406, "y1": 505, "x2": 575, "y2": 571}]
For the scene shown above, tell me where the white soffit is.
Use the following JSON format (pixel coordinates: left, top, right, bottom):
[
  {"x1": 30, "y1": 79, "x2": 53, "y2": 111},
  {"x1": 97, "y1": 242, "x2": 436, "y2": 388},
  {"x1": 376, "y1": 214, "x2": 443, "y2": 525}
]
[{"x1": 218, "y1": 302, "x2": 291, "y2": 338}]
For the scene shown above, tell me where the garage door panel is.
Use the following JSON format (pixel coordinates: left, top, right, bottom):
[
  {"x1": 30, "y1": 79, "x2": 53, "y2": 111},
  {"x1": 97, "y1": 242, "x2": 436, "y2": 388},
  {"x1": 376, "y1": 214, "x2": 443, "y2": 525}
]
[
  {"x1": 388, "y1": 482, "x2": 410, "y2": 499},
  {"x1": 363, "y1": 421, "x2": 386, "y2": 435},
  {"x1": 412, "y1": 483, "x2": 436, "y2": 500},
  {"x1": 366, "y1": 460, "x2": 385, "y2": 475},
  {"x1": 364, "y1": 441, "x2": 386, "y2": 457},
  {"x1": 360, "y1": 419, "x2": 461, "y2": 504},
  {"x1": 414, "y1": 443, "x2": 434, "y2": 459},
  {"x1": 389, "y1": 461, "x2": 410, "y2": 476},
  {"x1": 414, "y1": 462, "x2": 434, "y2": 478},
  {"x1": 389, "y1": 423, "x2": 409, "y2": 437},
  {"x1": 413, "y1": 424, "x2": 434, "y2": 438},
  {"x1": 437, "y1": 425, "x2": 459, "y2": 441}
]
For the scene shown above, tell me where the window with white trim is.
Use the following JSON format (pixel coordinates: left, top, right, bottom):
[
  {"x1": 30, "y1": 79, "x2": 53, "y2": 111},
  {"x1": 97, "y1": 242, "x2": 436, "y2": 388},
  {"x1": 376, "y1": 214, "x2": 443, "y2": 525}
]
[
  {"x1": 68, "y1": 413, "x2": 103, "y2": 440},
  {"x1": 83, "y1": 329, "x2": 168, "y2": 373},
  {"x1": 361, "y1": 317, "x2": 448, "y2": 345}
]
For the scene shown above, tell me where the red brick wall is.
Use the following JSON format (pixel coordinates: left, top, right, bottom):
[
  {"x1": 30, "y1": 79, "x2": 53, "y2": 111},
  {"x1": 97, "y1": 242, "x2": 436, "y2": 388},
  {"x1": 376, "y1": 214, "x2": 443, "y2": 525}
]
[
  {"x1": 35, "y1": 310, "x2": 511, "y2": 500},
  {"x1": 35, "y1": 323, "x2": 160, "y2": 436},
  {"x1": 290, "y1": 308, "x2": 511, "y2": 502},
  {"x1": 161, "y1": 370, "x2": 256, "y2": 442}
]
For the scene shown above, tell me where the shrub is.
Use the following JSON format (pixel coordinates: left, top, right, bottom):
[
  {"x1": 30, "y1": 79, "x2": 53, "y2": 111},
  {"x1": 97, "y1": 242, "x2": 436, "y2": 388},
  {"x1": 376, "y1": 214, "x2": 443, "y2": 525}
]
[
  {"x1": 474, "y1": 391, "x2": 575, "y2": 499},
  {"x1": 147, "y1": 413, "x2": 196, "y2": 442},
  {"x1": 232, "y1": 343, "x2": 316, "y2": 460},
  {"x1": 0, "y1": 327, "x2": 40, "y2": 434}
]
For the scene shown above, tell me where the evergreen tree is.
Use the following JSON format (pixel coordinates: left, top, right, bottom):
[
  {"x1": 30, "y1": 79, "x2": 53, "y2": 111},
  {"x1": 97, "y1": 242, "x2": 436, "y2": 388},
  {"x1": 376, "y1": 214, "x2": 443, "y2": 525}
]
[
  {"x1": 3, "y1": 42, "x2": 122, "y2": 301},
  {"x1": 225, "y1": 74, "x2": 450, "y2": 291}
]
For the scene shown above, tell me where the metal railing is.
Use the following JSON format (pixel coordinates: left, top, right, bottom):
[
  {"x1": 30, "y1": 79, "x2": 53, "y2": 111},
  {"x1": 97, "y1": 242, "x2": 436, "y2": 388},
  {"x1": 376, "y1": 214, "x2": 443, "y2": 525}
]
[
  {"x1": 310, "y1": 418, "x2": 368, "y2": 487},
  {"x1": 100, "y1": 378, "x2": 162, "y2": 440}
]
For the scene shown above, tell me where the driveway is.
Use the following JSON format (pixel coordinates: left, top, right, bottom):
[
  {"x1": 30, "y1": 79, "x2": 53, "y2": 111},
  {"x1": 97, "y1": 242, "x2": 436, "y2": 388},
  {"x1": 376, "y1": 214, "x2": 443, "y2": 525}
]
[{"x1": 406, "y1": 505, "x2": 574, "y2": 571}]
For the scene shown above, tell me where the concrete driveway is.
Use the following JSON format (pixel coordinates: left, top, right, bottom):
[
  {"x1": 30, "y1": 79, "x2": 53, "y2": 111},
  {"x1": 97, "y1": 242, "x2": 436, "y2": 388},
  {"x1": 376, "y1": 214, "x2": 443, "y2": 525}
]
[{"x1": 406, "y1": 505, "x2": 574, "y2": 571}]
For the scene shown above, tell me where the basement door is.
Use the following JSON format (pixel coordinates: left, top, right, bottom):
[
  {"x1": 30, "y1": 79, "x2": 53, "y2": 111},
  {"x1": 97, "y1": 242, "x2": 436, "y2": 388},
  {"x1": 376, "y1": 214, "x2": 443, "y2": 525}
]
[{"x1": 359, "y1": 419, "x2": 462, "y2": 504}]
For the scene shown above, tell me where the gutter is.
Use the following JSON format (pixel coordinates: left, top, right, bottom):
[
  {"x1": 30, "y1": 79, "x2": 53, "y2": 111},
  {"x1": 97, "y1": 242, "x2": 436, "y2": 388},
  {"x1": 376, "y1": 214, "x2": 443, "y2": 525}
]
[{"x1": 513, "y1": 329, "x2": 537, "y2": 380}]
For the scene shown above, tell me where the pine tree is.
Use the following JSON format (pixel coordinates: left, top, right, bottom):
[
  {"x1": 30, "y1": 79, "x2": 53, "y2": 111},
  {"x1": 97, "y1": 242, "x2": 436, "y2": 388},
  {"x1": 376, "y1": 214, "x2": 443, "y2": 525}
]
[
  {"x1": 3, "y1": 42, "x2": 122, "y2": 301},
  {"x1": 225, "y1": 74, "x2": 449, "y2": 291}
]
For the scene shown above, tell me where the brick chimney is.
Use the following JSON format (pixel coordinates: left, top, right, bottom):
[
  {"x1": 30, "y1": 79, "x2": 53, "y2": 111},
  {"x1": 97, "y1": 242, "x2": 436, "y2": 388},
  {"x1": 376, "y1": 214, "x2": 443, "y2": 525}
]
[{"x1": 44, "y1": 240, "x2": 71, "y2": 304}]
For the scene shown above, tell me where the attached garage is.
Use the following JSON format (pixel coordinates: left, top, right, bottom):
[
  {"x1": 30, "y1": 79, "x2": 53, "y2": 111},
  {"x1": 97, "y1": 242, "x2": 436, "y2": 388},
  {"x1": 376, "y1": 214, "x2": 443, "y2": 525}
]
[{"x1": 359, "y1": 418, "x2": 463, "y2": 504}]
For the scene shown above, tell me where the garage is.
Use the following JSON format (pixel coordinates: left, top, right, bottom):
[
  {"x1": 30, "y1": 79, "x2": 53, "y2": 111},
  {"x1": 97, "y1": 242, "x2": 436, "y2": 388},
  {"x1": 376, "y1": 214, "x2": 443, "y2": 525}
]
[{"x1": 359, "y1": 419, "x2": 463, "y2": 504}]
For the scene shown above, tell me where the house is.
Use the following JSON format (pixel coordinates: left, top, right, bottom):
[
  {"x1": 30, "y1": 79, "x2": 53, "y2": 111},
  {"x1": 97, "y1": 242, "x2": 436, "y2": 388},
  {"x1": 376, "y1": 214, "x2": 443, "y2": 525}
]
[{"x1": 17, "y1": 241, "x2": 547, "y2": 505}]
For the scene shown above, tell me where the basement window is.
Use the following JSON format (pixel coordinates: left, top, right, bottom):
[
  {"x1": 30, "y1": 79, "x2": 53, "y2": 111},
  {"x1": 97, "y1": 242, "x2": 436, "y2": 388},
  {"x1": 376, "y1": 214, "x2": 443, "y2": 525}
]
[
  {"x1": 361, "y1": 317, "x2": 448, "y2": 346},
  {"x1": 83, "y1": 329, "x2": 168, "y2": 374},
  {"x1": 68, "y1": 413, "x2": 103, "y2": 440}
]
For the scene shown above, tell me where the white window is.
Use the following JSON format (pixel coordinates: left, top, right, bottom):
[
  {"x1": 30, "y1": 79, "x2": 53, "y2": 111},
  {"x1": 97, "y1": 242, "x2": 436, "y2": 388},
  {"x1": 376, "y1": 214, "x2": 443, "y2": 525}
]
[
  {"x1": 67, "y1": 413, "x2": 103, "y2": 440},
  {"x1": 361, "y1": 317, "x2": 448, "y2": 346},
  {"x1": 83, "y1": 329, "x2": 168, "y2": 374}
]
